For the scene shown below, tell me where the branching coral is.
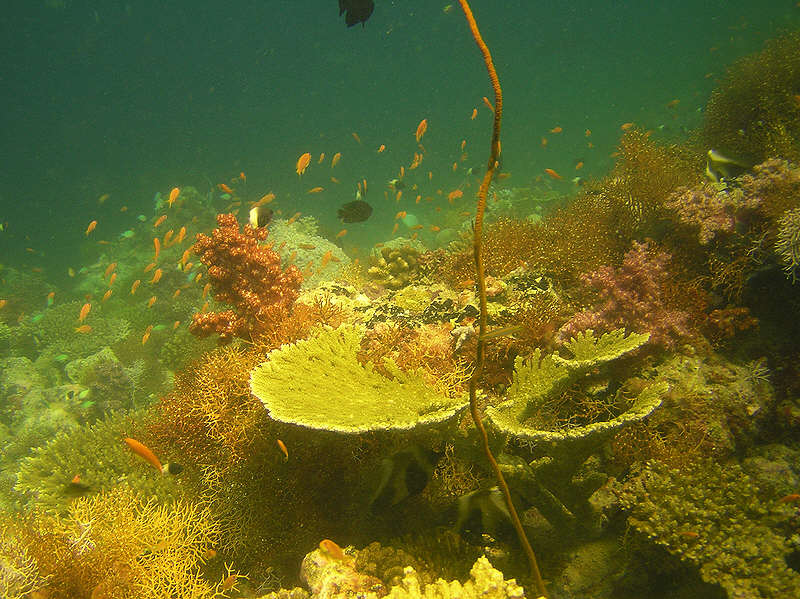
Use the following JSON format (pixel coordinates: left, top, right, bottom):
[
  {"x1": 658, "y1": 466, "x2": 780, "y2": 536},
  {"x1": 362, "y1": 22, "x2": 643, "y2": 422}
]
[
  {"x1": 775, "y1": 207, "x2": 800, "y2": 281},
  {"x1": 150, "y1": 344, "x2": 267, "y2": 469},
  {"x1": 4, "y1": 486, "x2": 239, "y2": 598},
  {"x1": 190, "y1": 213, "x2": 303, "y2": 343}
]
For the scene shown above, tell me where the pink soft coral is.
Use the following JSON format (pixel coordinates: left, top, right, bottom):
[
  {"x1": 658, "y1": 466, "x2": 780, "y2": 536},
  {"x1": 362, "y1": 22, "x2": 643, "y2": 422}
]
[{"x1": 557, "y1": 241, "x2": 692, "y2": 350}]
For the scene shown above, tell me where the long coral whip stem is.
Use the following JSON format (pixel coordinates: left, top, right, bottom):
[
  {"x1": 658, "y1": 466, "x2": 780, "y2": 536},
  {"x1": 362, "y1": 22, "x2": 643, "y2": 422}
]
[{"x1": 456, "y1": 1, "x2": 547, "y2": 596}]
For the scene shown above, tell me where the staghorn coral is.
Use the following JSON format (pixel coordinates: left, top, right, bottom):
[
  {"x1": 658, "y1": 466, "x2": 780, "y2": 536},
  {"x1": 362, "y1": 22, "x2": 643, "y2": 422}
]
[
  {"x1": 618, "y1": 459, "x2": 800, "y2": 598},
  {"x1": 700, "y1": 31, "x2": 800, "y2": 164},
  {"x1": 557, "y1": 241, "x2": 693, "y2": 350},
  {"x1": 150, "y1": 343, "x2": 267, "y2": 469},
  {"x1": 190, "y1": 212, "x2": 303, "y2": 343},
  {"x1": 5, "y1": 486, "x2": 239, "y2": 598}
]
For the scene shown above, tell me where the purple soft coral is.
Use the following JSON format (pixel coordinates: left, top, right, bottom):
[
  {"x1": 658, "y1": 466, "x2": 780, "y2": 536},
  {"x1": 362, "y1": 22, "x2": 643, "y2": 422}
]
[{"x1": 557, "y1": 241, "x2": 692, "y2": 350}]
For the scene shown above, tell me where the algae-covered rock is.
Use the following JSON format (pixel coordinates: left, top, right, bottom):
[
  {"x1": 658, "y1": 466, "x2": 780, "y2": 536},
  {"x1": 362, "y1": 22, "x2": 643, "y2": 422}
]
[
  {"x1": 250, "y1": 326, "x2": 468, "y2": 434},
  {"x1": 65, "y1": 347, "x2": 133, "y2": 413}
]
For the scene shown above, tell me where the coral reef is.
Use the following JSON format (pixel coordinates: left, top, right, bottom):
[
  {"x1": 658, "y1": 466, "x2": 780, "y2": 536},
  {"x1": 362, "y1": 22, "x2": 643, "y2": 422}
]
[
  {"x1": 190, "y1": 212, "x2": 303, "y2": 342},
  {"x1": 775, "y1": 207, "x2": 800, "y2": 281},
  {"x1": 617, "y1": 459, "x2": 800, "y2": 598}
]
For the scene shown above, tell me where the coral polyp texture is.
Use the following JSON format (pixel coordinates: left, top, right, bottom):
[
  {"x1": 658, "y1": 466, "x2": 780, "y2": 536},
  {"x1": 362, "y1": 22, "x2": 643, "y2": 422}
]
[
  {"x1": 190, "y1": 212, "x2": 303, "y2": 342},
  {"x1": 249, "y1": 325, "x2": 468, "y2": 434}
]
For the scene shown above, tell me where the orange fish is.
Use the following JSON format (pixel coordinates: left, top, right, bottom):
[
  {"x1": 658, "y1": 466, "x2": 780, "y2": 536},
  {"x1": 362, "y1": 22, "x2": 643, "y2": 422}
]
[
  {"x1": 123, "y1": 437, "x2": 163, "y2": 473},
  {"x1": 0, "y1": 300, "x2": 6, "y2": 310},
  {"x1": 168, "y1": 187, "x2": 180, "y2": 207},
  {"x1": 221, "y1": 574, "x2": 238, "y2": 592},
  {"x1": 430, "y1": 225, "x2": 441, "y2": 232},
  {"x1": 391, "y1": 223, "x2": 399, "y2": 234},
  {"x1": 270, "y1": 438, "x2": 288, "y2": 463},
  {"x1": 678, "y1": 531, "x2": 700, "y2": 539},
  {"x1": 452, "y1": 162, "x2": 458, "y2": 172},
  {"x1": 447, "y1": 189, "x2": 463, "y2": 201},
  {"x1": 258, "y1": 193, "x2": 275, "y2": 205},
  {"x1": 150, "y1": 268, "x2": 163, "y2": 284},
  {"x1": 351, "y1": 132, "x2": 361, "y2": 144},
  {"x1": 550, "y1": 126, "x2": 563, "y2": 134},
  {"x1": 142, "y1": 325, "x2": 153, "y2": 345},
  {"x1": 575, "y1": 161, "x2": 584, "y2": 170},
  {"x1": 147, "y1": 296, "x2": 157, "y2": 308},
  {"x1": 108, "y1": 271, "x2": 117, "y2": 286},
  {"x1": 180, "y1": 249, "x2": 191, "y2": 266},
  {"x1": 541, "y1": 136, "x2": 548, "y2": 148},
  {"x1": 74, "y1": 324, "x2": 92, "y2": 334},
  {"x1": 46, "y1": 291, "x2": 55, "y2": 306},
  {"x1": 296, "y1": 152, "x2": 312, "y2": 175},
  {"x1": 335, "y1": 229, "x2": 347, "y2": 239},
  {"x1": 470, "y1": 107, "x2": 478, "y2": 120},
  {"x1": 307, "y1": 186, "x2": 324, "y2": 194},
  {"x1": 85, "y1": 220, "x2": 97, "y2": 236},
  {"x1": 666, "y1": 98, "x2": 680, "y2": 109},
  {"x1": 482, "y1": 96, "x2": 495, "y2": 112},
  {"x1": 298, "y1": 243, "x2": 316, "y2": 250},
  {"x1": 173, "y1": 320, "x2": 181, "y2": 330},
  {"x1": 331, "y1": 152, "x2": 342, "y2": 168},
  {"x1": 163, "y1": 229, "x2": 174, "y2": 247},
  {"x1": 153, "y1": 237, "x2": 161, "y2": 260},
  {"x1": 377, "y1": 144, "x2": 386, "y2": 153},
  {"x1": 218, "y1": 183, "x2": 234, "y2": 194},
  {"x1": 318, "y1": 153, "x2": 325, "y2": 164},
  {"x1": 415, "y1": 118, "x2": 428, "y2": 143},
  {"x1": 131, "y1": 279, "x2": 141, "y2": 295},
  {"x1": 620, "y1": 122, "x2": 634, "y2": 130},
  {"x1": 144, "y1": 262, "x2": 156, "y2": 273},
  {"x1": 240, "y1": 171, "x2": 246, "y2": 182},
  {"x1": 176, "y1": 226, "x2": 186, "y2": 243},
  {"x1": 202, "y1": 282, "x2": 211, "y2": 299},
  {"x1": 395, "y1": 211, "x2": 407, "y2": 220},
  {"x1": 102, "y1": 289, "x2": 113, "y2": 303},
  {"x1": 319, "y1": 539, "x2": 345, "y2": 560},
  {"x1": 103, "y1": 263, "x2": 116, "y2": 280},
  {"x1": 172, "y1": 289, "x2": 181, "y2": 299},
  {"x1": 78, "y1": 302, "x2": 91, "y2": 322},
  {"x1": 194, "y1": 272, "x2": 203, "y2": 283},
  {"x1": 778, "y1": 493, "x2": 800, "y2": 503},
  {"x1": 544, "y1": 168, "x2": 563, "y2": 180},
  {"x1": 321, "y1": 250, "x2": 333, "y2": 268},
  {"x1": 585, "y1": 129, "x2": 592, "y2": 137}
]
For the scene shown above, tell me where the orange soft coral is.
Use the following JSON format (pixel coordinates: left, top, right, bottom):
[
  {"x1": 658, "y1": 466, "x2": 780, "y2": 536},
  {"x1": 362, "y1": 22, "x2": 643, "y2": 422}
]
[{"x1": 190, "y1": 213, "x2": 303, "y2": 343}]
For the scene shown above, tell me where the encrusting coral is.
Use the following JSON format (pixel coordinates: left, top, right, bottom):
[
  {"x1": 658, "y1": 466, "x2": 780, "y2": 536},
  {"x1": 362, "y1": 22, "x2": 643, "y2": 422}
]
[{"x1": 190, "y1": 212, "x2": 303, "y2": 342}]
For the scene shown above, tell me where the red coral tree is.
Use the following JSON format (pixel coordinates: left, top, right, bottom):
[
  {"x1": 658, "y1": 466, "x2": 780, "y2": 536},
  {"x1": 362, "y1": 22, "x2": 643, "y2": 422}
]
[{"x1": 190, "y1": 213, "x2": 303, "y2": 342}]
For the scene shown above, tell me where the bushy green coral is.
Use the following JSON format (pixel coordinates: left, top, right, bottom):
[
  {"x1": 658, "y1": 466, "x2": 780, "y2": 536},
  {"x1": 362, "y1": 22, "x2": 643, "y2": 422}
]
[
  {"x1": 618, "y1": 460, "x2": 800, "y2": 598},
  {"x1": 486, "y1": 330, "x2": 662, "y2": 445},
  {"x1": 13, "y1": 411, "x2": 186, "y2": 513},
  {"x1": 250, "y1": 325, "x2": 468, "y2": 433}
]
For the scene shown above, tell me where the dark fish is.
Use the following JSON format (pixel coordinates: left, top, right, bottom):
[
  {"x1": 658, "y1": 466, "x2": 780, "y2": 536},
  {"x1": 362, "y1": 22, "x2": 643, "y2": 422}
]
[
  {"x1": 339, "y1": 0, "x2": 374, "y2": 27},
  {"x1": 337, "y1": 200, "x2": 373, "y2": 223},
  {"x1": 249, "y1": 205, "x2": 273, "y2": 228}
]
